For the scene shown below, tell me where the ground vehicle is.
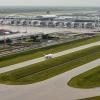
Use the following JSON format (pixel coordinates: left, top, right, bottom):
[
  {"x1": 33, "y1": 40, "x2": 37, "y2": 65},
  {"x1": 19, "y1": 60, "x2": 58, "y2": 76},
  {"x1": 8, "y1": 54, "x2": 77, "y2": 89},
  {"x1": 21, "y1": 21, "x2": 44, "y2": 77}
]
[{"x1": 44, "y1": 54, "x2": 53, "y2": 59}]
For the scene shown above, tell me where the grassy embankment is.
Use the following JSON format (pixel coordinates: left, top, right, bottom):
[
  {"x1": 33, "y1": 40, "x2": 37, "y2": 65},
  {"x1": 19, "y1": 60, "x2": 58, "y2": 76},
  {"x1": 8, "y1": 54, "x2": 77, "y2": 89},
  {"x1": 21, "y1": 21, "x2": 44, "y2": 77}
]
[
  {"x1": 80, "y1": 96, "x2": 100, "y2": 100},
  {"x1": 68, "y1": 66, "x2": 100, "y2": 88},
  {"x1": 0, "y1": 45, "x2": 99, "y2": 85},
  {"x1": 0, "y1": 36, "x2": 100, "y2": 68}
]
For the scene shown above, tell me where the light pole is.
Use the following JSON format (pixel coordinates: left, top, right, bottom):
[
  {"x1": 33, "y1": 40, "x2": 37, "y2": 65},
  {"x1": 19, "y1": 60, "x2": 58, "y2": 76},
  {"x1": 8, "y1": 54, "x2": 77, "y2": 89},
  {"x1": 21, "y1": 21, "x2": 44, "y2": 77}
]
[{"x1": 4, "y1": 32, "x2": 6, "y2": 48}]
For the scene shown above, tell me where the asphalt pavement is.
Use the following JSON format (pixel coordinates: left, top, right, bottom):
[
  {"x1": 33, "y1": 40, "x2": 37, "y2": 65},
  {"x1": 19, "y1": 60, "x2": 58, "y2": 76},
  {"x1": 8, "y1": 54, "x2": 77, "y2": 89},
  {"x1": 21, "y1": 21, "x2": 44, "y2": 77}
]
[{"x1": 0, "y1": 41, "x2": 100, "y2": 73}]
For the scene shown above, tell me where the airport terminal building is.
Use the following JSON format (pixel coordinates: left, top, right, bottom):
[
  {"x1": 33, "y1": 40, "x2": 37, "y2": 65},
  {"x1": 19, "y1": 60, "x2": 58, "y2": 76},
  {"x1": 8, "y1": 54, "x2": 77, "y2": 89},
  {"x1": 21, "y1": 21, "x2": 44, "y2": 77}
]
[{"x1": 0, "y1": 14, "x2": 100, "y2": 29}]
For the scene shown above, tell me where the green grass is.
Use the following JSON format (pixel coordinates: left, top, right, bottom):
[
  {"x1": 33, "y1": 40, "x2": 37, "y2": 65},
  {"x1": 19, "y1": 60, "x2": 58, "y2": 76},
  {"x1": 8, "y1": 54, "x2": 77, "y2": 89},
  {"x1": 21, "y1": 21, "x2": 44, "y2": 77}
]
[
  {"x1": 80, "y1": 96, "x2": 100, "y2": 100},
  {"x1": 0, "y1": 36, "x2": 100, "y2": 68},
  {"x1": 0, "y1": 46, "x2": 100, "y2": 85},
  {"x1": 68, "y1": 65, "x2": 100, "y2": 88}
]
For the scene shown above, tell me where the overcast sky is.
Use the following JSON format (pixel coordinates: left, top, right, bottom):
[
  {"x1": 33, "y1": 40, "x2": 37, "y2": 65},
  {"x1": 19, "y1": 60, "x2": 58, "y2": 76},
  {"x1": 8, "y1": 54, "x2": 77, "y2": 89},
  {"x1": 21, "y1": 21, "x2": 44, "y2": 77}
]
[{"x1": 0, "y1": 0, "x2": 100, "y2": 6}]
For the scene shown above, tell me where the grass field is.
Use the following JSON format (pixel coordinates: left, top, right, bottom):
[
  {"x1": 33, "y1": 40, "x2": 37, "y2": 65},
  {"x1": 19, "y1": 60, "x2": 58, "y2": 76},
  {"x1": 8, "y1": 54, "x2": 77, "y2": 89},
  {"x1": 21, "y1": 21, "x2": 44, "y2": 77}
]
[
  {"x1": 0, "y1": 36, "x2": 100, "y2": 68},
  {"x1": 0, "y1": 46, "x2": 99, "y2": 85},
  {"x1": 80, "y1": 96, "x2": 100, "y2": 100},
  {"x1": 68, "y1": 65, "x2": 100, "y2": 88}
]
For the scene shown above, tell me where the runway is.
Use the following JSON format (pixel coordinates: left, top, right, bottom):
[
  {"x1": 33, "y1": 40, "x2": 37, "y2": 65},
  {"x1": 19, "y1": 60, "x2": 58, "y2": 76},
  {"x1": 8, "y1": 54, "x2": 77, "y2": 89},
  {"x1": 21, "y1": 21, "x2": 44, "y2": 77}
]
[
  {"x1": 0, "y1": 59, "x2": 99, "y2": 100},
  {"x1": 0, "y1": 41, "x2": 100, "y2": 73},
  {"x1": 0, "y1": 40, "x2": 100, "y2": 100}
]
